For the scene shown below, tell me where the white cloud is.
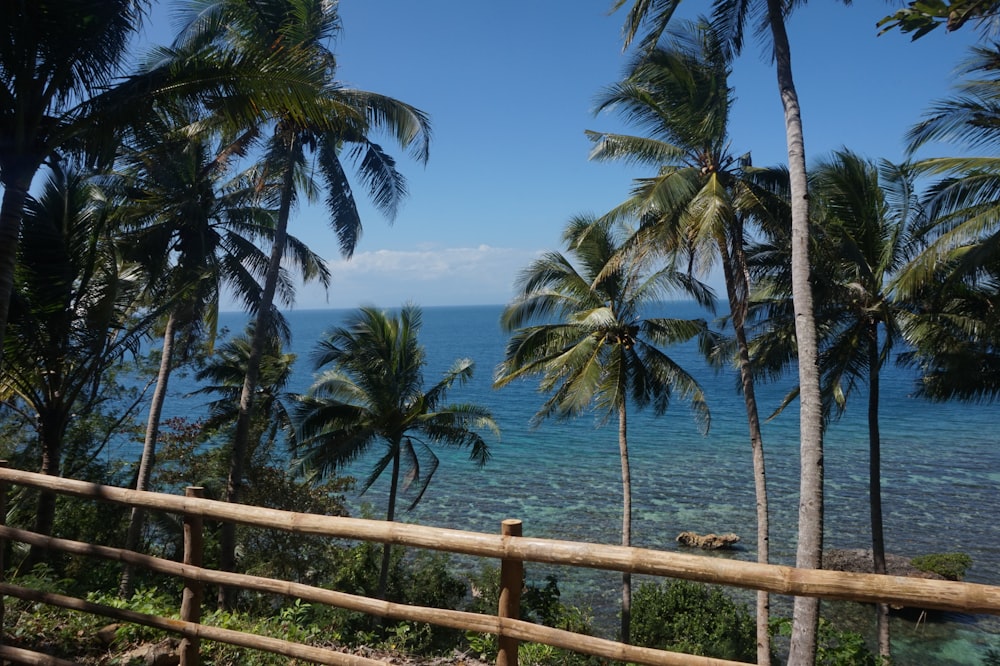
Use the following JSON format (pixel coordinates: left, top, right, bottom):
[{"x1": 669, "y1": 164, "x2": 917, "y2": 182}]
[
  {"x1": 285, "y1": 245, "x2": 543, "y2": 310},
  {"x1": 222, "y1": 243, "x2": 727, "y2": 312}
]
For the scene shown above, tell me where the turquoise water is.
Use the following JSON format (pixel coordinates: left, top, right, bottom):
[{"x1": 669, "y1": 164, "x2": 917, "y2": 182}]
[{"x1": 157, "y1": 303, "x2": 999, "y2": 663}]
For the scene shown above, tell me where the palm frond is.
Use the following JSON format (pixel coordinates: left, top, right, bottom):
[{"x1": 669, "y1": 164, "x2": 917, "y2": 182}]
[{"x1": 293, "y1": 304, "x2": 495, "y2": 512}]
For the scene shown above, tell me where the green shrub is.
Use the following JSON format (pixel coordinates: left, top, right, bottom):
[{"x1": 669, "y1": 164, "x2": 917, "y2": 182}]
[
  {"x1": 465, "y1": 566, "x2": 597, "y2": 666},
  {"x1": 146, "y1": 416, "x2": 356, "y2": 610},
  {"x1": 467, "y1": 566, "x2": 591, "y2": 631},
  {"x1": 325, "y1": 542, "x2": 467, "y2": 654},
  {"x1": 88, "y1": 586, "x2": 177, "y2": 646},
  {"x1": 910, "y1": 552, "x2": 972, "y2": 581},
  {"x1": 772, "y1": 616, "x2": 877, "y2": 665},
  {"x1": 97, "y1": 589, "x2": 333, "y2": 665},
  {"x1": 3, "y1": 566, "x2": 132, "y2": 660},
  {"x1": 630, "y1": 579, "x2": 756, "y2": 662},
  {"x1": 200, "y1": 603, "x2": 330, "y2": 666}
]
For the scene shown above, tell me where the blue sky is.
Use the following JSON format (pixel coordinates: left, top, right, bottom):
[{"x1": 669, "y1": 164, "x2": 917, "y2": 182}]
[{"x1": 143, "y1": 1, "x2": 979, "y2": 310}]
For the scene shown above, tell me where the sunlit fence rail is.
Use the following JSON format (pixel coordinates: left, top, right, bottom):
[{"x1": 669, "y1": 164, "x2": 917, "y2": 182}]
[{"x1": 1, "y1": 466, "x2": 1000, "y2": 666}]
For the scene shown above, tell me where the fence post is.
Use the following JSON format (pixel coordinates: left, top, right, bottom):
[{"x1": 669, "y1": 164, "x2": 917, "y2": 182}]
[
  {"x1": 179, "y1": 486, "x2": 204, "y2": 666},
  {"x1": 497, "y1": 519, "x2": 522, "y2": 666},
  {"x1": 0, "y1": 460, "x2": 7, "y2": 653}
]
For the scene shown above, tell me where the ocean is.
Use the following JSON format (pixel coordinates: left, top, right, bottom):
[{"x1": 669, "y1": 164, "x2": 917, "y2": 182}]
[{"x1": 151, "y1": 302, "x2": 999, "y2": 663}]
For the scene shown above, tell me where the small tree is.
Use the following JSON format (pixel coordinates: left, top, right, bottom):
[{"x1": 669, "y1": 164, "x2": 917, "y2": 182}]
[
  {"x1": 293, "y1": 304, "x2": 498, "y2": 600},
  {"x1": 495, "y1": 216, "x2": 712, "y2": 643},
  {"x1": 0, "y1": 163, "x2": 155, "y2": 567},
  {"x1": 631, "y1": 580, "x2": 756, "y2": 662}
]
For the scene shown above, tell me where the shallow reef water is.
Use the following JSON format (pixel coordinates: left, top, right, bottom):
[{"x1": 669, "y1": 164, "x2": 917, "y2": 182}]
[{"x1": 149, "y1": 304, "x2": 1000, "y2": 664}]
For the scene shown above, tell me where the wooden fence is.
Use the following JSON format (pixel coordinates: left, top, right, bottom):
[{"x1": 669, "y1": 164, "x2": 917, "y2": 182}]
[{"x1": 0, "y1": 467, "x2": 999, "y2": 666}]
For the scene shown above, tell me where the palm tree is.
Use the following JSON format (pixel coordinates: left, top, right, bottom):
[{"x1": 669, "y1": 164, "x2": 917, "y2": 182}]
[
  {"x1": 813, "y1": 153, "x2": 921, "y2": 661},
  {"x1": 612, "y1": 2, "x2": 827, "y2": 658},
  {"x1": 494, "y1": 216, "x2": 712, "y2": 643},
  {"x1": 175, "y1": 0, "x2": 432, "y2": 585},
  {"x1": 585, "y1": 22, "x2": 778, "y2": 657},
  {"x1": 898, "y1": 273, "x2": 1000, "y2": 402},
  {"x1": 894, "y1": 43, "x2": 1000, "y2": 403},
  {"x1": 0, "y1": 0, "x2": 330, "y2": 360},
  {"x1": 293, "y1": 304, "x2": 497, "y2": 601},
  {"x1": 879, "y1": 1, "x2": 1000, "y2": 37},
  {"x1": 753, "y1": 150, "x2": 923, "y2": 660},
  {"x1": 0, "y1": 162, "x2": 156, "y2": 566},
  {"x1": 113, "y1": 103, "x2": 329, "y2": 597},
  {"x1": 195, "y1": 327, "x2": 299, "y2": 475},
  {"x1": 0, "y1": 1, "x2": 147, "y2": 360}
]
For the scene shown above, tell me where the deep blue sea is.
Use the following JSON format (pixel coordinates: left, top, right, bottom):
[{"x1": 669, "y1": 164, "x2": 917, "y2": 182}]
[{"x1": 137, "y1": 303, "x2": 1000, "y2": 663}]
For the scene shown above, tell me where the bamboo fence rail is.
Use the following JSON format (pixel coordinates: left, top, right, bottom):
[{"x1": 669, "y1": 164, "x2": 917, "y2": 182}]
[
  {"x1": 0, "y1": 466, "x2": 998, "y2": 666},
  {"x1": 0, "y1": 525, "x2": 745, "y2": 666},
  {"x1": 0, "y1": 582, "x2": 386, "y2": 666},
  {"x1": 3, "y1": 467, "x2": 999, "y2": 613},
  {"x1": 0, "y1": 643, "x2": 76, "y2": 666}
]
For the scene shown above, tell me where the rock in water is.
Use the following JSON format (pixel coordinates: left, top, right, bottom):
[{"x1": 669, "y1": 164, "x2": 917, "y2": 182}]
[
  {"x1": 823, "y1": 548, "x2": 946, "y2": 579},
  {"x1": 676, "y1": 531, "x2": 741, "y2": 550}
]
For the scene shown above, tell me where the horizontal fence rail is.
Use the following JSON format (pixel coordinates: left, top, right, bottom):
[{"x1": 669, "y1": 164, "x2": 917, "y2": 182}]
[
  {"x1": 0, "y1": 467, "x2": 999, "y2": 666},
  {"x1": 0, "y1": 582, "x2": 387, "y2": 666},
  {"x1": 0, "y1": 524, "x2": 751, "y2": 665},
  {"x1": 5, "y1": 468, "x2": 1000, "y2": 614}
]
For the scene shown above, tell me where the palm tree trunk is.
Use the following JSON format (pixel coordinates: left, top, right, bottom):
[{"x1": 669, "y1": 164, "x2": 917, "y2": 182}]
[
  {"x1": 120, "y1": 311, "x2": 178, "y2": 598},
  {"x1": 618, "y1": 403, "x2": 632, "y2": 644},
  {"x1": 765, "y1": 3, "x2": 824, "y2": 664},
  {"x1": 28, "y1": 420, "x2": 63, "y2": 569},
  {"x1": 219, "y1": 132, "x2": 296, "y2": 609},
  {"x1": 378, "y1": 446, "x2": 403, "y2": 602},
  {"x1": 0, "y1": 176, "x2": 30, "y2": 363},
  {"x1": 869, "y1": 321, "x2": 890, "y2": 659},
  {"x1": 721, "y1": 241, "x2": 771, "y2": 665}
]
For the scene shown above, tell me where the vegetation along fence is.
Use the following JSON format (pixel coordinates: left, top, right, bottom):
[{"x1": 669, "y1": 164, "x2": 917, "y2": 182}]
[{"x1": 1, "y1": 467, "x2": 999, "y2": 666}]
